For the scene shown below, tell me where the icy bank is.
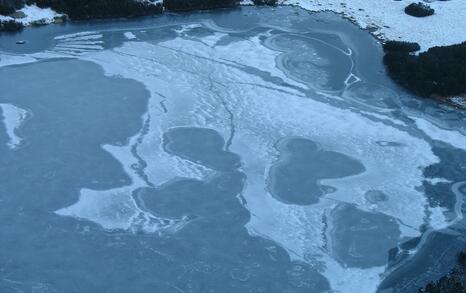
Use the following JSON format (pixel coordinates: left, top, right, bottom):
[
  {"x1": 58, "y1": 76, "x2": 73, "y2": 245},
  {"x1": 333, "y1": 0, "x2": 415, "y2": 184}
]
[
  {"x1": 275, "y1": 0, "x2": 466, "y2": 50},
  {"x1": 0, "y1": 4, "x2": 62, "y2": 26}
]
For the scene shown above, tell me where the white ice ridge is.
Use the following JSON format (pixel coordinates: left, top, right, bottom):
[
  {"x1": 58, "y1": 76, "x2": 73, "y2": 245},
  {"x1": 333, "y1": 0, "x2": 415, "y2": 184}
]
[
  {"x1": 0, "y1": 103, "x2": 29, "y2": 149},
  {"x1": 271, "y1": 0, "x2": 466, "y2": 51},
  {"x1": 0, "y1": 4, "x2": 62, "y2": 26},
  {"x1": 124, "y1": 32, "x2": 137, "y2": 40},
  {"x1": 415, "y1": 117, "x2": 466, "y2": 150}
]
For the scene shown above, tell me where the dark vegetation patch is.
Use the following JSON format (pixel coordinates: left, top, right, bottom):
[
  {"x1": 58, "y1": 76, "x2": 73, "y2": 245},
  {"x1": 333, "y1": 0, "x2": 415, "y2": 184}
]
[
  {"x1": 383, "y1": 40, "x2": 420, "y2": 53},
  {"x1": 422, "y1": 145, "x2": 466, "y2": 210},
  {"x1": 419, "y1": 252, "x2": 466, "y2": 293},
  {"x1": 383, "y1": 41, "x2": 466, "y2": 98},
  {"x1": 0, "y1": 0, "x2": 23, "y2": 15},
  {"x1": 253, "y1": 0, "x2": 277, "y2": 6},
  {"x1": 405, "y1": 2, "x2": 435, "y2": 17},
  {"x1": 0, "y1": 19, "x2": 23, "y2": 31},
  {"x1": 34, "y1": 0, "x2": 162, "y2": 20},
  {"x1": 1, "y1": 0, "x2": 241, "y2": 20},
  {"x1": 163, "y1": 0, "x2": 240, "y2": 11}
]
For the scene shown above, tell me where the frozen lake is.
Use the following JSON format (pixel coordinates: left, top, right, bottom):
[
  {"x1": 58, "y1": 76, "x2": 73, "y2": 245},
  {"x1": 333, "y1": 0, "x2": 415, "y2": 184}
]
[{"x1": 1, "y1": 6, "x2": 465, "y2": 293}]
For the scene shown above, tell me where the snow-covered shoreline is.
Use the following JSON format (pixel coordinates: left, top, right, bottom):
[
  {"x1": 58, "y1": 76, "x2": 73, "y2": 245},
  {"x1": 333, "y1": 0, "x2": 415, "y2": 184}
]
[
  {"x1": 274, "y1": 0, "x2": 466, "y2": 51},
  {"x1": 2, "y1": 1, "x2": 465, "y2": 51}
]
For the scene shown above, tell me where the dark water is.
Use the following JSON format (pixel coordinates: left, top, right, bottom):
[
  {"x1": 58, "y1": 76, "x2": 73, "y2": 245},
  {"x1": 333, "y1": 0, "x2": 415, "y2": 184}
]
[
  {"x1": 268, "y1": 137, "x2": 365, "y2": 205},
  {"x1": 0, "y1": 6, "x2": 465, "y2": 293}
]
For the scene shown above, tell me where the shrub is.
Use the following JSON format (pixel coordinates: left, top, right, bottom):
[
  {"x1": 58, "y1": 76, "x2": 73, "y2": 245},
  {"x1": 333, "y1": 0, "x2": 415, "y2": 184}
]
[
  {"x1": 405, "y1": 2, "x2": 435, "y2": 17},
  {"x1": 163, "y1": 0, "x2": 239, "y2": 11},
  {"x1": 383, "y1": 40, "x2": 420, "y2": 53},
  {"x1": 0, "y1": 19, "x2": 24, "y2": 31},
  {"x1": 384, "y1": 42, "x2": 466, "y2": 98}
]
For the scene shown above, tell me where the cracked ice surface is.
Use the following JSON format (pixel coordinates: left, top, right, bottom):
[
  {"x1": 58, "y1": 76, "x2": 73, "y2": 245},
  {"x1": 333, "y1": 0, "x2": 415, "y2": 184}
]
[{"x1": 35, "y1": 10, "x2": 462, "y2": 292}]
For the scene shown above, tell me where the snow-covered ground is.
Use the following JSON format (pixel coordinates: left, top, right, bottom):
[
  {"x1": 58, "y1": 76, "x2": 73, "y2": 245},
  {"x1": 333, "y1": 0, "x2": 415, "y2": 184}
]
[
  {"x1": 1, "y1": 7, "x2": 465, "y2": 292},
  {"x1": 0, "y1": 103, "x2": 29, "y2": 150},
  {"x1": 248, "y1": 0, "x2": 466, "y2": 50},
  {"x1": 0, "y1": 4, "x2": 62, "y2": 26}
]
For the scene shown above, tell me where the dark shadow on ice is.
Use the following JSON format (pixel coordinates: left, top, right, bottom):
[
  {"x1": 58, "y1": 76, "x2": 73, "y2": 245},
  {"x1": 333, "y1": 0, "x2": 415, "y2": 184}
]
[
  {"x1": 163, "y1": 126, "x2": 241, "y2": 171},
  {"x1": 135, "y1": 127, "x2": 331, "y2": 293},
  {"x1": 267, "y1": 137, "x2": 365, "y2": 205},
  {"x1": 329, "y1": 203, "x2": 401, "y2": 268}
]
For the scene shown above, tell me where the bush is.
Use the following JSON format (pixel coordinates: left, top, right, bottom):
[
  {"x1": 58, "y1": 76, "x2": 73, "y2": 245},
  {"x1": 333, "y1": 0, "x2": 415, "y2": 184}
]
[
  {"x1": 383, "y1": 40, "x2": 420, "y2": 53},
  {"x1": 253, "y1": 0, "x2": 277, "y2": 6},
  {"x1": 0, "y1": 3, "x2": 15, "y2": 15},
  {"x1": 163, "y1": 0, "x2": 239, "y2": 11},
  {"x1": 405, "y1": 2, "x2": 435, "y2": 17},
  {"x1": 34, "y1": 0, "x2": 162, "y2": 20},
  {"x1": 384, "y1": 42, "x2": 466, "y2": 98},
  {"x1": 0, "y1": 19, "x2": 23, "y2": 31}
]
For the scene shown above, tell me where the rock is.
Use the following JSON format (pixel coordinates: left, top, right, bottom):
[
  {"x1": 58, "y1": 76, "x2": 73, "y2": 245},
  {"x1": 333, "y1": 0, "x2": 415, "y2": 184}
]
[
  {"x1": 9, "y1": 11, "x2": 26, "y2": 19},
  {"x1": 405, "y1": 2, "x2": 435, "y2": 17},
  {"x1": 31, "y1": 18, "x2": 49, "y2": 26},
  {"x1": 53, "y1": 15, "x2": 67, "y2": 24}
]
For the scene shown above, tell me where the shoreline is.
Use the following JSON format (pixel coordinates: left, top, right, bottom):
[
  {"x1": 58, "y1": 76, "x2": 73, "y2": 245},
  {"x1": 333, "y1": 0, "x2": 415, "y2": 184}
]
[
  {"x1": 2, "y1": 1, "x2": 465, "y2": 49},
  {"x1": 3, "y1": 1, "x2": 465, "y2": 107}
]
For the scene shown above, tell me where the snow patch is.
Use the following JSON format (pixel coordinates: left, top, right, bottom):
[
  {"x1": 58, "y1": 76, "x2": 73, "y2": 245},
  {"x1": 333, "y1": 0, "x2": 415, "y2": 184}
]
[
  {"x1": 0, "y1": 4, "x2": 62, "y2": 26},
  {"x1": 278, "y1": 0, "x2": 466, "y2": 51},
  {"x1": 0, "y1": 103, "x2": 29, "y2": 149}
]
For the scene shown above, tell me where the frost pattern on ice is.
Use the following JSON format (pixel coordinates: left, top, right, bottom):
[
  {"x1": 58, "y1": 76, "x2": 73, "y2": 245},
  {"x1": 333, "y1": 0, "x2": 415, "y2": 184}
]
[
  {"x1": 52, "y1": 32, "x2": 104, "y2": 56},
  {"x1": 124, "y1": 32, "x2": 137, "y2": 40},
  {"x1": 415, "y1": 117, "x2": 466, "y2": 151},
  {"x1": 276, "y1": 0, "x2": 466, "y2": 51}
]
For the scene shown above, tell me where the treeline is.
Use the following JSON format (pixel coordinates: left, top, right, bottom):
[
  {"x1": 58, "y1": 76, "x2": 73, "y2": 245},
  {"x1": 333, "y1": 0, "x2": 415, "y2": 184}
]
[
  {"x1": 34, "y1": 0, "x2": 162, "y2": 20},
  {"x1": 0, "y1": 0, "x2": 24, "y2": 15},
  {"x1": 1, "y1": 0, "x2": 163, "y2": 19},
  {"x1": 383, "y1": 40, "x2": 466, "y2": 98},
  {"x1": 0, "y1": 0, "x2": 273, "y2": 19},
  {"x1": 164, "y1": 0, "x2": 239, "y2": 11},
  {"x1": 1, "y1": 0, "x2": 249, "y2": 18},
  {"x1": 252, "y1": 0, "x2": 277, "y2": 5}
]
